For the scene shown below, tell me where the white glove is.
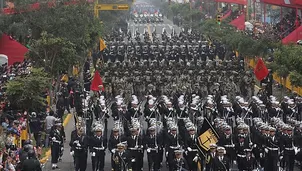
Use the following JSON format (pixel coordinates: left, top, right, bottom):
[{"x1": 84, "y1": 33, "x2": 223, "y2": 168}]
[
  {"x1": 52, "y1": 137, "x2": 56, "y2": 141},
  {"x1": 146, "y1": 116, "x2": 150, "y2": 120},
  {"x1": 231, "y1": 144, "x2": 235, "y2": 147},
  {"x1": 193, "y1": 156, "x2": 198, "y2": 162},
  {"x1": 147, "y1": 148, "x2": 151, "y2": 153},
  {"x1": 131, "y1": 158, "x2": 135, "y2": 162},
  {"x1": 280, "y1": 156, "x2": 283, "y2": 160},
  {"x1": 233, "y1": 160, "x2": 237, "y2": 165},
  {"x1": 91, "y1": 152, "x2": 96, "y2": 157},
  {"x1": 253, "y1": 144, "x2": 257, "y2": 148},
  {"x1": 61, "y1": 147, "x2": 64, "y2": 151},
  {"x1": 264, "y1": 148, "x2": 268, "y2": 153},
  {"x1": 185, "y1": 151, "x2": 188, "y2": 155},
  {"x1": 260, "y1": 153, "x2": 263, "y2": 158},
  {"x1": 249, "y1": 142, "x2": 253, "y2": 147},
  {"x1": 187, "y1": 147, "x2": 192, "y2": 151},
  {"x1": 77, "y1": 143, "x2": 81, "y2": 147},
  {"x1": 111, "y1": 149, "x2": 116, "y2": 154},
  {"x1": 165, "y1": 152, "x2": 168, "y2": 156},
  {"x1": 70, "y1": 151, "x2": 74, "y2": 156}
]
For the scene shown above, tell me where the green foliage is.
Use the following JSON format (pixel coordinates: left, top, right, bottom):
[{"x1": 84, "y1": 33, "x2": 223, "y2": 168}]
[
  {"x1": 273, "y1": 45, "x2": 302, "y2": 82},
  {"x1": 27, "y1": 32, "x2": 77, "y2": 77},
  {"x1": 0, "y1": 0, "x2": 103, "y2": 53},
  {"x1": 5, "y1": 68, "x2": 50, "y2": 111},
  {"x1": 289, "y1": 71, "x2": 302, "y2": 87}
]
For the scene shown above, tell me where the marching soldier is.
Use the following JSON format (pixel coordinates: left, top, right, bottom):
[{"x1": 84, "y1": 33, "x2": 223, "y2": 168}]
[
  {"x1": 70, "y1": 126, "x2": 88, "y2": 171},
  {"x1": 264, "y1": 127, "x2": 280, "y2": 171},
  {"x1": 281, "y1": 126, "x2": 295, "y2": 171},
  {"x1": 206, "y1": 144, "x2": 217, "y2": 171},
  {"x1": 166, "y1": 125, "x2": 183, "y2": 171},
  {"x1": 235, "y1": 134, "x2": 249, "y2": 171},
  {"x1": 241, "y1": 149, "x2": 257, "y2": 171},
  {"x1": 127, "y1": 127, "x2": 143, "y2": 171},
  {"x1": 89, "y1": 125, "x2": 107, "y2": 171},
  {"x1": 144, "y1": 126, "x2": 162, "y2": 171},
  {"x1": 108, "y1": 127, "x2": 126, "y2": 170},
  {"x1": 50, "y1": 120, "x2": 64, "y2": 169},
  {"x1": 212, "y1": 147, "x2": 230, "y2": 171},
  {"x1": 184, "y1": 126, "x2": 198, "y2": 171},
  {"x1": 218, "y1": 125, "x2": 235, "y2": 165},
  {"x1": 171, "y1": 150, "x2": 189, "y2": 171},
  {"x1": 112, "y1": 143, "x2": 132, "y2": 171}
]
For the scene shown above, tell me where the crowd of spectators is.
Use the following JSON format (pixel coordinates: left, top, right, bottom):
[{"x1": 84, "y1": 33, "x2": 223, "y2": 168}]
[
  {"x1": 0, "y1": 59, "x2": 48, "y2": 170},
  {"x1": 273, "y1": 10, "x2": 301, "y2": 39}
]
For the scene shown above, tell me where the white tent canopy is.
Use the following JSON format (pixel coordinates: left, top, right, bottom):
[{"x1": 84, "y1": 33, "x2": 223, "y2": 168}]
[
  {"x1": 0, "y1": 54, "x2": 8, "y2": 66},
  {"x1": 245, "y1": 22, "x2": 253, "y2": 31}
]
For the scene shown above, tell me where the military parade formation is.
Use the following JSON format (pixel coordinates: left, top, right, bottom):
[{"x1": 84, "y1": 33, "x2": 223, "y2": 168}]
[{"x1": 43, "y1": 3, "x2": 302, "y2": 171}]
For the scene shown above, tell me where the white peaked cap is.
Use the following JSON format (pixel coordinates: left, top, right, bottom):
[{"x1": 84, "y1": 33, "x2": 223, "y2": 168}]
[
  {"x1": 195, "y1": 96, "x2": 200, "y2": 100},
  {"x1": 288, "y1": 100, "x2": 295, "y2": 105},
  {"x1": 179, "y1": 95, "x2": 185, "y2": 99},
  {"x1": 192, "y1": 94, "x2": 196, "y2": 98},
  {"x1": 117, "y1": 101, "x2": 122, "y2": 105},
  {"x1": 148, "y1": 95, "x2": 153, "y2": 99},
  {"x1": 118, "y1": 98, "x2": 124, "y2": 102},
  {"x1": 272, "y1": 101, "x2": 279, "y2": 105},
  {"x1": 235, "y1": 96, "x2": 241, "y2": 100},
  {"x1": 152, "y1": 97, "x2": 157, "y2": 101},
  {"x1": 115, "y1": 95, "x2": 121, "y2": 99},
  {"x1": 131, "y1": 100, "x2": 138, "y2": 105},
  {"x1": 238, "y1": 98, "x2": 245, "y2": 104},
  {"x1": 243, "y1": 102, "x2": 248, "y2": 105},
  {"x1": 206, "y1": 97, "x2": 213, "y2": 100},
  {"x1": 166, "y1": 101, "x2": 172, "y2": 105},
  {"x1": 178, "y1": 100, "x2": 184, "y2": 105},
  {"x1": 100, "y1": 95, "x2": 105, "y2": 100},
  {"x1": 252, "y1": 96, "x2": 258, "y2": 100},
  {"x1": 100, "y1": 100, "x2": 106, "y2": 105},
  {"x1": 221, "y1": 95, "x2": 227, "y2": 98},
  {"x1": 192, "y1": 99, "x2": 198, "y2": 105},
  {"x1": 207, "y1": 100, "x2": 213, "y2": 105},
  {"x1": 148, "y1": 100, "x2": 154, "y2": 105},
  {"x1": 132, "y1": 95, "x2": 137, "y2": 98}
]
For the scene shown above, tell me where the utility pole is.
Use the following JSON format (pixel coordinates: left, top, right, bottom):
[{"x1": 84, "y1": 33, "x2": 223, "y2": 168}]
[{"x1": 0, "y1": 0, "x2": 4, "y2": 9}]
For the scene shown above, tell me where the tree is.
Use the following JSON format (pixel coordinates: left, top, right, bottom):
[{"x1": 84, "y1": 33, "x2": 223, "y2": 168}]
[
  {"x1": 5, "y1": 68, "x2": 50, "y2": 111},
  {"x1": 27, "y1": 32, "x2": 77, "y2": 77},
  {"x1": 0, "y1": 0, "x2": 103, "y2": 54}
]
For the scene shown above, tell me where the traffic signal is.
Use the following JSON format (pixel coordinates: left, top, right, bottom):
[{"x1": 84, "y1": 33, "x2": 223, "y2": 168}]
[{"x1": 216, "y1": 15, "x2": 221, "y2": 25}]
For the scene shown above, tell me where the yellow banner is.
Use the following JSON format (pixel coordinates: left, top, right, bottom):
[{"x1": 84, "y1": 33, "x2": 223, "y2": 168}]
[
  {"x1": 100, "y1": 38, "x2": 106, "y2": 51},
  {"x1": 198, "y1": 128, "x2": 218, "y2": 151}
]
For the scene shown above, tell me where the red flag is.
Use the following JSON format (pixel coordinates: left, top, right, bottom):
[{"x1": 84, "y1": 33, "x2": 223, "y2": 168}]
[
  {"x1": 90, "y1": 71, "x2": 105, "y2": 91},
  {"x1": 254, "y1": 58, "x2": 269, "y2": 81}
]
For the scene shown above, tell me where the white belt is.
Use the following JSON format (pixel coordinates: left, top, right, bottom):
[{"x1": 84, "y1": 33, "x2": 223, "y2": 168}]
[
  {"x1": 267, "y1": 147, "x2": 279, "y2": 151},
  {"x1": 93, "y1": 147, "x2": 105, "y2": 150},
  {"x1": 237, "y1": 154, "x2": 246, "y2": 157},
  {"x1": 129, "y1": 147, "x2": 142, "y2": 150},
  {"x1": 170, "y1": 146, "x2": 180, "y2": 149},
  {"x1": 53, "y1": 140, "x2": 61, "y2": 143},
  {"x1": 224, "y1": 145, "x2": 234, "y2": 148},
  {"x1": 285, "y1": 147, "x2": 294, "y2": 150},
  {"x1": 75, "y1": 147, "x2": 83, "y2": 150}
]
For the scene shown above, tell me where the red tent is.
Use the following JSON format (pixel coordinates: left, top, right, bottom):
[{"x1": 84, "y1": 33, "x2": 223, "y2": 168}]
[
  {"x1": 230, "y1": 14, "x2": 245, "y2": 30},
  {"x1": 0, "y1": 34, "x2": 28, "y2": 65},
  {"x1": 215, "y1": 0, "x2": 247, "y2": 5},
  {"x1": 282, "y1": 25, "x2": 302, "y2": 44},
  {"x1": 262, "y1": 0, "x2": 302, "y2": 9}
]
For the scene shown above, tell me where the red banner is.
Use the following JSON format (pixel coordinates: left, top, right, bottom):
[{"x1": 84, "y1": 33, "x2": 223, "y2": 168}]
[
  {"x1": 282, "y1": 25, "x2": 302, "y2": 44},
  {"x1": 90, "y1": 71, "x2": 104, "y2": 92},
  {"x1": 215, "y1": 0, "x2": 247, "y2": 5},
  {"x1": 254, "y1": 58, "x2": 269, "y2": 81},
  {"x1": 230, "y1": 14, "x2": 245, "y2": 30}
]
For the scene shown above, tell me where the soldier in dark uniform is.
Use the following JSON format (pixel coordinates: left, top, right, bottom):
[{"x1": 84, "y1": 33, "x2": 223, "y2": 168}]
[
  {"x1": 205, "y1": 144, "x2": 217, "y2": 171},
  {"x1": 49, "y1": 121, "x2": 64, "y2": 169},
  {"x1": 70, "y1": 126, "x2": 88, "y2": 171},
  {"x1": 127, "y1": 127, "x2": 143, "y2": 171},
  {"x1": 112, "y1": 143, "x2": 132, "y2": 171},
  {"x1": 241, "y1": 149, "x2": 257, "y2": 171},
  {"x1": 165, "y1": 125, "x2": 183, "y2": 171},
  {"x1": 281, "y1": 126, "x2": 295, "y2": 171},
  {"x1": 89, "y1": 125, "x2": 107, "y2": 171},
  {"x1": 144, "y1": 126, "x2": 162, "y2": 171},
  {"x1": 184, "y1": 126, "x2": 198, "y2": 171},
  {"x1": 264, "y1": 127, "x2": 280, "y2": 171},
  {"x1": 212, "y1": 147, "x2": 230, "y2": 171},
  {"x1": 218, "y1": 125, "x2": 235, "y2": 165},
  {"x1": 235, "y1": 134, "x2": 249, "y2": 171},
  {"x1": 108, "y1": 127, "x2": 126, "y2": 170},
  {"x1": 171, "y1": 150, "x2": 189, "y2": 171}
]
